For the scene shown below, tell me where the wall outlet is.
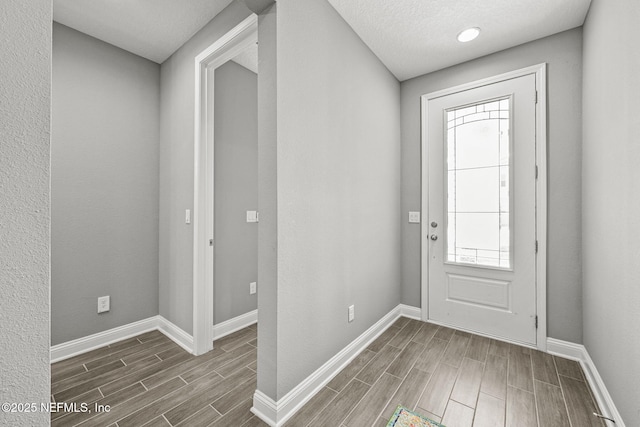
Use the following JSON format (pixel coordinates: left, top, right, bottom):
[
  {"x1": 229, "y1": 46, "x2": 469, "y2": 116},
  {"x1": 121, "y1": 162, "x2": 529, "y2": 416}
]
[
  {"x1": 348, "y1": 304, "x2": 355, "y2": 322},
  {"x1": 98, "y1": 296, "x2": 110, "y2": 313},
  {"x1": 408, "y1": 211, "x2": 421, "y2": 223},
  {"x1": 250, "y1": 282, "x2": 257, "y2": 295}
]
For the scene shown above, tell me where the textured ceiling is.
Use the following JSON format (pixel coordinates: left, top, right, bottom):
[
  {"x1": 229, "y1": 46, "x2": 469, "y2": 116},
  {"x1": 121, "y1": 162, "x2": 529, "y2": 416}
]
[
  {"x1": 54, "y1": 0, "x2": 592, "y2": 79},
  {"x1": 53, "y1": 0, "x2": 234, "y2": 63},
  {"x1": 327, "y1": 0, "x2": 592, "y2": 81}
]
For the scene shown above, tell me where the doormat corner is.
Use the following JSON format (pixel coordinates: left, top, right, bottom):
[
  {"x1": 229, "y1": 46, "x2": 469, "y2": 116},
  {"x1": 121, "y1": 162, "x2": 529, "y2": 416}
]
[{"x1": 386, "y1": 405, "x2": 444, "y2": 427}]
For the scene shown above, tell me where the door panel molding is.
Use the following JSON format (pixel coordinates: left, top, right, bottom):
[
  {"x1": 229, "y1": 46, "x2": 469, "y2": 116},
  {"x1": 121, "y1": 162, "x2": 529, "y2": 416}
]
[{"x1": 420, "y1": 64, "x2": 547, "y2": 350}]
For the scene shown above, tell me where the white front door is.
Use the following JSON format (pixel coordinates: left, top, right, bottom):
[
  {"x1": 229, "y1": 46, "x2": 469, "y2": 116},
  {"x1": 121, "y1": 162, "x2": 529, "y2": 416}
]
[{"x1": 425, "y1": 73, "x2": 538, "y2": 345}]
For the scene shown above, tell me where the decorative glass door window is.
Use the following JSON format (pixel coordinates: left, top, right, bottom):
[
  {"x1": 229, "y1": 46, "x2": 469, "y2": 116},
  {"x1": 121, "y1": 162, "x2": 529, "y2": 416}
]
[{"x1": 446, "y1": 98, "x2": 512, "y2": 268}]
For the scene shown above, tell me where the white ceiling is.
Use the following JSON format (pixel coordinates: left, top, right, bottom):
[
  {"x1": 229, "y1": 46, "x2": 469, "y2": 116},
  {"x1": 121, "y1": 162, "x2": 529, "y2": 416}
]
[
  {"x1": 53, "y1": 0, "x2": 592, "y2": 80},
  {"x1": 327, "y1": 0, "x2": 592, "y2": 81},
  {"x1": 53, "y1": 0, "x2": 234, "y2": 64}
]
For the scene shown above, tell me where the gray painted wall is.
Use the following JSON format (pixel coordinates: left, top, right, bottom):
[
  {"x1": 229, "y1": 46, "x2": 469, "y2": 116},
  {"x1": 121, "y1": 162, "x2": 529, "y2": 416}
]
[
  {"x1": 0, "y1": 0, "x2": 50, "y2": 424},
  {"x1": 256, "y1": 2, "x2": 279, "y2": 399},
  {"x1": 400, "y1": 29, "x2": 584, "y2": 343},
  {"x1": 52, "y1": 23, "x2": 160, "y2": 345},
  {"x1": 582, "y1": 0, "x2": 640, "y2": 424},
  {"x1": 214, "y1": 60, "x2": 258, "y2": 324},
  {"x1": 159, "y1": 1, "x2": 253, "y2": 333},
  {"x1": 259, "y1": 0, "x2": 402, "y2": 399}
]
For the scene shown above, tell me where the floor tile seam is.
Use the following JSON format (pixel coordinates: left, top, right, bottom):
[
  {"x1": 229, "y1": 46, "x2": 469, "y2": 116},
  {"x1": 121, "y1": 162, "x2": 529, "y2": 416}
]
[
  {"x1": 140, "y1": 354, "x2": 235, "y2": 389},
  {"x1": 412, "y1": 366, "x2": 439, "y2": 409},
  {"x1": 170, "y1": 401, "x2": 216, "y2": 427},
  {"x1": 85, "y1": 355, "x2": 175, "y2": 397},
  {"x1": 387, "y1": 324, "x2": 420, "y2": 350},
  {"x1": 505, "y1": 350, "x2": 534, "y2": 392},
  {"x1": 338, "y1": 376, "x2": 380, "y2": 427},
  {"x1": 554, "y1": 366, "x2": 586, "y2": 383},
  {"x1": 449, "y1": 396, "x2": 477, "y2": 411},
  {"x1": 532, "y1": 371, "x2": 562, "y2": 387},
  {"x1": 369, "y1": 373, "x2": 404, "y2": 424},
  {"x1": 531, "y1": 379, "x2": 544, "y2": 427},
  {"x1": 142, "y1": 354, "x2": 231, "y2": 388},
  {"x1": 211, "y1": 346, "x2": 257, "y2": 372},
  {"x1": 210, "y1": 359, "x2": 256, "y2": 380},
  {"x1": 114, "y1": 378, "x2": 201, "y2": 427},
  {"x1": 456, "y1": 354, "x2": 488, "y2": 409},
  {"x1": 298, "y1": 387, "x2": 339, "y2": 427},
  {"x1": 556, "y1": 375, "x2": 596, "y2": 427},
  {"x1": 295, "y1": 388, "x2": 330, "y2": 427},
  {"x1": 396, "y1": 368, "x2": 434, "y2": 417},
  {"x1": 559, "y1": 370, "x2": 604, "y2": 417},
  {"x1": 92, "y1": 377, "x2": 188, "y2": 426},
  {"x1": 385, "y1": 340, "x2": 428, "y2": 379},
  {"x1": 465, "y1": 337, "x2": 490, "y2": 363},
  {"x1": 357, "y1": 345, "x2": 403, "y2": 385},
  {"x1": 92, "y1": 338, "x2": 171, "y2": 370},
  {"x1": 52, "y1": 360, "x2": 131, "y2": 398},
  {"x1": 439, "y1": 332, "x2": 465, "y2": 369},
  {"x1": 538, "y1": 378, "x2": 574, "y2": 427},
  {"x1": 52, "y1": 351, "x2": 110, "y2": 372},
  {"x1": 209, "y1": 398, "x2": 248, "y2": 421},
  {"x1": 50, "y1": 361, "x2": 88, "y2": 387},
  {"x1": 217, "y1": 335, "x2": 257, "y2": 352},
  {"x1": 212, "y1": 349, "x2": 258, "y2": 377},
  {"x1": 209, "y1": 398, "x2": 252, "y2": 427},
  {"x1": 208, "y1": 374, "x2": 257, "y2": 413},
  {"x1": 438, "y1": 381, "x2": 460, "y2": 421},
  {"x1": 479, "y1": 387, "x2": 506, "y2": 402},
  {"x1": 425, "y1": 363, "x2": 459, "y2": 418}
]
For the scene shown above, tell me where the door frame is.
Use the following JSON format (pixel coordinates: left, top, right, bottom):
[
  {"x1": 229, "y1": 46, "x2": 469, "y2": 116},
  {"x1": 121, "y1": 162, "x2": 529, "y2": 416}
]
[
  {"x1": 420, "y1": 64, "x2": 548, "y2": 350},
  {"x1": 192, "y1": 14, "x2": 258, "y2": 356}
]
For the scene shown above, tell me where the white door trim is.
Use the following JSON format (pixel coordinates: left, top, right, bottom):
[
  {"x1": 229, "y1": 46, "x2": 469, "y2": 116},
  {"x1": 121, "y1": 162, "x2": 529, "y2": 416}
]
[
  {"x1": 193, "y1": 14, "x2": 258, "y2": 356},
  {"x1": 420, "y1": 63, "x2": 548, "y2": 350}
]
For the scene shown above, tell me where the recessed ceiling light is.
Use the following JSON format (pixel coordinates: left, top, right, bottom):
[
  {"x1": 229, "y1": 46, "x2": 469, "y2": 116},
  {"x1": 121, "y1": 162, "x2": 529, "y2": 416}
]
[{"x1": 457, "y1": 27, "x2": 481, "y2": 43}]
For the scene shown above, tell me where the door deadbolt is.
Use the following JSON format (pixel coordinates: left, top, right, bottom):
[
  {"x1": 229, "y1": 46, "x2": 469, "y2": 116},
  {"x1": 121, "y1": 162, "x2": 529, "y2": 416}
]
[{"x1": 431, "y1": 221, "x2": 438, "y2": 228}]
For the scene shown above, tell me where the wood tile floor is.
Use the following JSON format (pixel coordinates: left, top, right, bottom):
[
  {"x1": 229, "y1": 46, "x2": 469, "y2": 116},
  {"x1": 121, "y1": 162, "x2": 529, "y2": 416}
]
[{"x1": 51, "y1": 318, "x2": 604, "y2": 427}]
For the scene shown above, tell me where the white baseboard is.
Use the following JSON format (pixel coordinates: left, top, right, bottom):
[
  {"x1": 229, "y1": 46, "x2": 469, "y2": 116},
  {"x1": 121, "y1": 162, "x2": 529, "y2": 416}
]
[
  {"x1": 157, "y1": 316, "x2": 194, "y2": 354},
  {"x1": 51, "y1": 315, "x2": 194, "y2": 363},
  {"x1": 251, "y1": 304, "x2": 405, "y2": 426},
  {"x1": 547, "y1": 338, "x2": 625, "y2": 427},
  {"x1": 50, "y1": 317, "x2": 159, "y2": 363},
  {"x1": 399, "y1": 304, "x2": 421, "y2": 320},
  {"x1": 213, "y1": 310, "x2": 257, "y2": 340}
]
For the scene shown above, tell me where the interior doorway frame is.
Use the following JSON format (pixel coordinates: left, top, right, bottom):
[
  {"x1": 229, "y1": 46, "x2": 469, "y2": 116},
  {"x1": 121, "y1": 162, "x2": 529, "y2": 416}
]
[
  {"x1": 420, "y1": 64, "x2": 548, "y2": 350},
  {"x1": 192, "y1": 14, "x2": 258, "y2": 356}
]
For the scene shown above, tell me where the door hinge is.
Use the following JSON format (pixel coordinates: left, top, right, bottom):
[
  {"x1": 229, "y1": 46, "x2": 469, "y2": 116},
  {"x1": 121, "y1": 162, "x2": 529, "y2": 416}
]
[
  {"x1": 535, "y1": 240, "x2": 539, "y2": 253},
  {"x1": 209, "y1": 239, "x2": 214, "y2": 246},
  {"x1": 535, "y1": 165, "x2": 539, "y2": 179},
  {"x1": 535, "y1": 91, "x2": 538, "y2": 104},
  {"x1": 535, "y1": 315, "x2": 538, "y2": 329}
]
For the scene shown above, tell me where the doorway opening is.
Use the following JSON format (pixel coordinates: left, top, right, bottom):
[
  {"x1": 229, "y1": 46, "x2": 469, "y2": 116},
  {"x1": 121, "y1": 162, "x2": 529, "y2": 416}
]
[{"x1": 193, "y1": 15, "x2": 258, "y2": 356}]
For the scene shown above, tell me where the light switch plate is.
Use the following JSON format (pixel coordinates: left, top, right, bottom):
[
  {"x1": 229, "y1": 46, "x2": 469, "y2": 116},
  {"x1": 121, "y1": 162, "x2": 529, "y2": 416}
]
[
  {"x1": 408, "y1": 211, "x2": 421, "y2": 223},
  {"x1": 185, "y1": 209, "x2": 191, "y2": 224},
  {"x1": 250, "y1": 282, "x2": 257, "y2": 295},
  {"x1": 246, "y1": 211, "x2": 257, "y2": 223},
  {"x1": 348, "y1": 305, "x2": 355, "y2": 322},
  {"x1": 98, "y1": 296, "x2": 110, "y2": 313}
]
